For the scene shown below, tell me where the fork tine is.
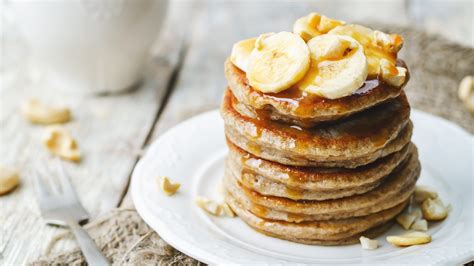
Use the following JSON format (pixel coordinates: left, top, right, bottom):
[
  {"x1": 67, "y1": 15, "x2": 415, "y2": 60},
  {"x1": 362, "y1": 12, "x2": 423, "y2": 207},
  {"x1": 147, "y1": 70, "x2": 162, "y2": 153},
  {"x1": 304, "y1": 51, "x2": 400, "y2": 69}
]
[
  {"x1": 53, "y1": 158, "x2": 78, "y2": 197},
  {"x1": 35, "y1": 158, "x2": 61, "y2": 195},
  {"x1": 30, "y1": 167, "x2": 50, "y2": 200}
]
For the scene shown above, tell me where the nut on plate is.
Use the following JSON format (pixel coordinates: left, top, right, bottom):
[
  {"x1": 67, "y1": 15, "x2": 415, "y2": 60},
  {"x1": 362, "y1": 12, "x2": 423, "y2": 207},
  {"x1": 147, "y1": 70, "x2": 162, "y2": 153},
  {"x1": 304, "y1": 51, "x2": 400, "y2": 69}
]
[
  {"x1": 421, "y1": 197, "x2": 448, "y2": 221},
  {"x1": 411, "y1": 219, "x2": 428, "y2": 231},
  {"x1": 414, "y1": 185, "x2": 438, "y2": 203},
  {"x1": 22, "y1": 98, "x2": 71, "y2": 124},
  {"x1": 359, "y1": 236, "x2": 378, "y2": 250},
  {"x1": 195, "y1": 196, "x2": 222, "y2": 216},
  {"x1": 195, "y1": 197, "x2": 235, "y2": 217},
  {"x1": 42, "y1": 126, "x2": 81, "y2": 162},
  {"x1": 458, "y1": 75, "x2": 474, "y2": 112},
  {"x1": 0, "y1": 165, "x2": 20, "y2": 195},
  {"x1": 157, "y1": 176, "x2": 180, "y2": 196},
  {"x1": 396, "y1": 212, "x2": 417, "y2": 230},
  {"x1": 221, "y1": 202, "x2": 236, "y2": 217},
  {"x1": 387, "y1": 232, "x2": 431, "y2": 247}
]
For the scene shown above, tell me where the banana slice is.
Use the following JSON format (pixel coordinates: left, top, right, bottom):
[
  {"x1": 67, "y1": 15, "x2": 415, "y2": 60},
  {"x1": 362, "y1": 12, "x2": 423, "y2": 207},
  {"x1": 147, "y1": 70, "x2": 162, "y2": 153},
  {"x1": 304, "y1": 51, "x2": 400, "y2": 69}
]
[
  {"x1": 328, "y1": 24, "x2": 403, "y2": 77},
  {"x1": 230, "y1": 38, "x2": 256, "y2": 72},
  {"x1": 247, "y1": 32, "x2": 310, "y2": 93},
  {"x1": 293, "y1": 13, "x2": 345, "y2": 42},
  {"x1": 298, "y1": 34, "x2": 368, "y2": 99}
]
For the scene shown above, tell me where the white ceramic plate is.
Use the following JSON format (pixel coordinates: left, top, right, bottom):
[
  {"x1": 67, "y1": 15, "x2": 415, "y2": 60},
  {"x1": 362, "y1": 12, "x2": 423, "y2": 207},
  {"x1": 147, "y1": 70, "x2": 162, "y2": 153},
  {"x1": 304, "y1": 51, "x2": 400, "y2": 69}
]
[{"x1": 131, "y1": 109, "x2": 474, "y2": 265}]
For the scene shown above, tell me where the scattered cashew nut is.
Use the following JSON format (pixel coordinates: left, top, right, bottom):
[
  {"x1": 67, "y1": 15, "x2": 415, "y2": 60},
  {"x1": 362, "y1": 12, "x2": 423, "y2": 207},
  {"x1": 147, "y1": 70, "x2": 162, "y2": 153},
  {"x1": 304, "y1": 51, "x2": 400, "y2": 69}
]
[
  {"x1": 387, "y1": 232, "x2": 431, "y2": 247},
  {"x1": 195, "y1": 196, "x2": 222, "y2": 216},
  {"x1": 411, "y1": 219, "x2": 428, "y2": 231},
  {"x1": 0, "y1": 165, "x2": 20, "y2": 195},
  {"x1": 42, "y1": 126, "x2": 81, "y2": 162},
  {"x1": 421, "y1": 197, "x2": 448, "y2": 221},
  {"x1": 359, "y1": 236, "x2": 378, "y2": 250},
  {"x1": 414, "y1": 185, "x2": 438, "y2": 203},
  {"x1": 221, "y1": 202, "x2": 236, "y2": 217},
  {"x1": 458, "y1": 76, "x2": 474, "y2": 112},
  {"x1": 157, "y1": 176, "x2": 180, "y2": 196},
  {"x1": 22, "y1": 98, "x2": 71, "y2": 124},
  {"x1": 195, "y1": 197, "x2": 235, "y2": 217}
]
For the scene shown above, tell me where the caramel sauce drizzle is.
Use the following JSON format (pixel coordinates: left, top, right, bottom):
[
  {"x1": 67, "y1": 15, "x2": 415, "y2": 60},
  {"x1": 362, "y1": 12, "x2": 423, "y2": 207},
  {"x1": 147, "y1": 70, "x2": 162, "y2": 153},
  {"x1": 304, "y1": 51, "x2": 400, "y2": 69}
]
[
  {"x1": 242, "y1": 60, "x2": 407, "y2": 120},
  {"x1": 231, "y1": 90, "x2": 407, "y2": 155}
]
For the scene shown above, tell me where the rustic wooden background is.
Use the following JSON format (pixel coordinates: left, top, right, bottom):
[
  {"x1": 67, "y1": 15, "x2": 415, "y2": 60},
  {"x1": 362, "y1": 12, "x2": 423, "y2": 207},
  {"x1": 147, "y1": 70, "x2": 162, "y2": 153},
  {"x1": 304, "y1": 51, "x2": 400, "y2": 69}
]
[{"x1": 0, "y1": 0, "x2": 472, "y2": 264}]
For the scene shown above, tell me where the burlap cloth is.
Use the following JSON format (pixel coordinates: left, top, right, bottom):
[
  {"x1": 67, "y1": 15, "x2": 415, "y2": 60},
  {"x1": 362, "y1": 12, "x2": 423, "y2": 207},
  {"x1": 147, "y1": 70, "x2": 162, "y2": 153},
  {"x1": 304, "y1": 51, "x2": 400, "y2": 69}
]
[{"x1": 30, "y1": 26, "x2": 473, "y2": 266}]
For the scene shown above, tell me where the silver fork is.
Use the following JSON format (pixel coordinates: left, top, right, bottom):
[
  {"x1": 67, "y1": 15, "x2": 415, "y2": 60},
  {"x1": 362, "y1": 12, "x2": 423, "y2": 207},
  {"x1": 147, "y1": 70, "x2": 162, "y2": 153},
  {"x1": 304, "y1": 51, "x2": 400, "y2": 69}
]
[{"x1": 31, "y1": 158, "x2": 110, "y2": 265}]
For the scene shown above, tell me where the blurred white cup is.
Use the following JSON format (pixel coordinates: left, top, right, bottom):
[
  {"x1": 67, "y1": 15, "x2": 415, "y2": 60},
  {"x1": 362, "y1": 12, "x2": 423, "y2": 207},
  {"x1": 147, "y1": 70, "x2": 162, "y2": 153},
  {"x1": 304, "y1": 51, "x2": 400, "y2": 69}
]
[{"x1": 8, "y1": 0, "x2": 168, "y2": 94}]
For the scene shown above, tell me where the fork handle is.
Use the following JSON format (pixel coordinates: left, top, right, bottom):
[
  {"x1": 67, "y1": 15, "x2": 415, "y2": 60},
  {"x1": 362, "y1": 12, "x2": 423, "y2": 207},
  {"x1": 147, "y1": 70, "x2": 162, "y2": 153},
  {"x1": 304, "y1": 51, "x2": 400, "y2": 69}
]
[{"x1": 67, "y1": 220, "x2": 110, "y2": 266}]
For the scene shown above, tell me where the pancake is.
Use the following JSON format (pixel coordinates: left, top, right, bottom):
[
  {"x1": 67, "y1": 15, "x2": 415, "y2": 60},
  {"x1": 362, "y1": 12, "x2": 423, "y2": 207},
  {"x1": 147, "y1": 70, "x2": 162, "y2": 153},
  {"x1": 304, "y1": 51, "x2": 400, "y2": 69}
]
[
  {"x1": 227, "y1": 160, "x2": 382, "y2": 200},
  {"x1": 226, "y1": 192, "x2": 401, "y2": 245},
  {"x1": 224, "y1": 147, "x2": 420, "y2": 220},
  {"x1": 227, "y1": 139, "x2": 413, "y2": 192},
  {"x1": 225, "y1": 58, "x2": 409, "y2": 128},
  {"x1": 252, "y1": 221, "x2": 394, "y2": 246},
  {"x1": 221, "y1": 89, "x2": 412, "y2": 168}
]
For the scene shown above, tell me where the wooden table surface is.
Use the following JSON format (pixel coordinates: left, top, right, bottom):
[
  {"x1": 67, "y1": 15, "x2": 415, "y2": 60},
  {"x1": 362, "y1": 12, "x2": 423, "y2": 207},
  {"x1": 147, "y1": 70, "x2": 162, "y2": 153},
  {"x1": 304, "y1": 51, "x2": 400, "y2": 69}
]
[{"x1": 1, "y1": 0, "x2": 472, "y2": 264}]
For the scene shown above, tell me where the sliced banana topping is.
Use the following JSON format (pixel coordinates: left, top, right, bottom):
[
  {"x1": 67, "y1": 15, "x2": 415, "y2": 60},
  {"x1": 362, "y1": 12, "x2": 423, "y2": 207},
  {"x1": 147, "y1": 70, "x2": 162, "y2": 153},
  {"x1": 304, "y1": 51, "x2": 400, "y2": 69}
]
[
  {"x1": 230, "y1": 38, "x2": 256, "y2": 72},
  {"x1": 379, "y1": 58, "x2": 407, "y2": 87},
  {"x1": 246, "y1": 32, "x2": 310, "y2": 93},
  {"x1": 42, "y1": 126, "x2": 81, "y2": 162},
  {"x1": 298, "y1": 34, "x2": 368, "y2": 99},
  {"x1": 421, "y1": 197, "x2": 449, "y2": 221},
  {"x1": 328, "y1": 24, "x2": 402, "y2": 77},
  {"x1": 293, "y1": 13, "x2": 345, "y2": 42},
  {"x1": 387, "y1": 232, "x2": 432, "y2": 247}
]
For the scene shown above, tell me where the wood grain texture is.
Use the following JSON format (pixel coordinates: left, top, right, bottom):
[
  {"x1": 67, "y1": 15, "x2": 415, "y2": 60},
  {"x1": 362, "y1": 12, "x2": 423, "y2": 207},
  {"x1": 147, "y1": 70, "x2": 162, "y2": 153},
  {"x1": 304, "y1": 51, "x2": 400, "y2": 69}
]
[{"x1": 0, "y1": 2, "x2": 189, "y2": 264}]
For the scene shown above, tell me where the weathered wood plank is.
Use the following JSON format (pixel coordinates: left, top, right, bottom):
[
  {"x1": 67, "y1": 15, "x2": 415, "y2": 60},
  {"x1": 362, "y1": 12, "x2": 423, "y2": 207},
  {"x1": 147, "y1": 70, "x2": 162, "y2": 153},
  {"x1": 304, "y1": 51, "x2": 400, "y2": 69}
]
[{"x1": 0, "y1": 2, "x2": 188, "y2": 264}]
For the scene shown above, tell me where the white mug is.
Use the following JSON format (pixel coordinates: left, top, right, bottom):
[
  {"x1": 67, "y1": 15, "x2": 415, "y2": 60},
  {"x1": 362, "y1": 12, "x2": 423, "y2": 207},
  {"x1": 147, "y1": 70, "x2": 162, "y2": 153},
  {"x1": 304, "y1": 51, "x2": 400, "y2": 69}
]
[{"x1": 8, "y1": 0, "x2": 168, "y2": 94}]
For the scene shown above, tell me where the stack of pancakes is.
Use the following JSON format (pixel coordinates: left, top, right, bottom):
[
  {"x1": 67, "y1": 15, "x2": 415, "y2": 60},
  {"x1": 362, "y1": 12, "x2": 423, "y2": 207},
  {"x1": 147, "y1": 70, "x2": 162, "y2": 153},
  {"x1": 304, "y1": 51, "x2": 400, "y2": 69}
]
[{"x1": 220, "y1": 57, "x2": 421, "y2": 245}]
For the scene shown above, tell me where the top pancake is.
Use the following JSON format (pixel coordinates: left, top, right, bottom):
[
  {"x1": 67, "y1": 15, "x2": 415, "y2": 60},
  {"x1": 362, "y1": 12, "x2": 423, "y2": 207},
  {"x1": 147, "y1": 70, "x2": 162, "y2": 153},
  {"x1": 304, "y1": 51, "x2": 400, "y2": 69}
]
[{"x1": 225, "y1": 58, "x2": 408, "y2": 127}]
